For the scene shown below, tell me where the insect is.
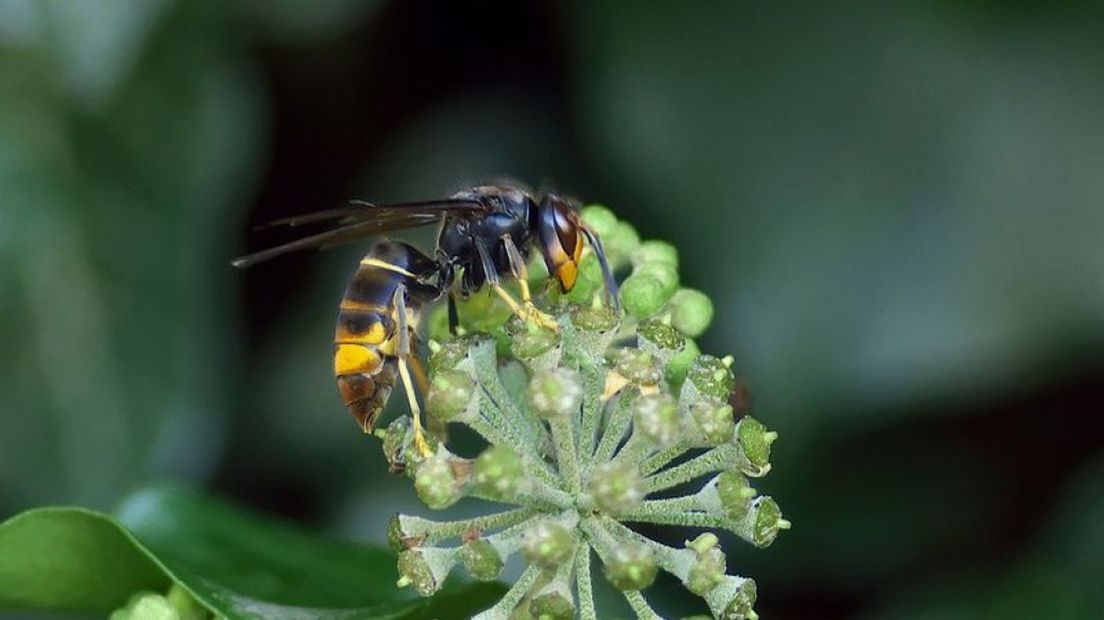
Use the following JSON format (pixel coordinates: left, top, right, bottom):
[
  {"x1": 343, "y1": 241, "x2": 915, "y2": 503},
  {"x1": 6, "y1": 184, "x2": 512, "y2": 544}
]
[{"x1": 233, "y1": 184, "x2": 618, "y2": 456}]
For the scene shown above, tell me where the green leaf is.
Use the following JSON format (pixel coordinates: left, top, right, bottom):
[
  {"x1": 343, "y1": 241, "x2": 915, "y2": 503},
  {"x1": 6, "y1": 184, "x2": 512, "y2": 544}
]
[{"x1": 0, "y1": 486, "x2": 505, "y2": 619}]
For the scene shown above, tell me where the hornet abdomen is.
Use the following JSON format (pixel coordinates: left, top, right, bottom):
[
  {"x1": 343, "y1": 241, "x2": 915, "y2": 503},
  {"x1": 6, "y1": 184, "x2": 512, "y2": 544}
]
[{"x1": 333, "y1": 241, "x2": 440, "y2": 433}]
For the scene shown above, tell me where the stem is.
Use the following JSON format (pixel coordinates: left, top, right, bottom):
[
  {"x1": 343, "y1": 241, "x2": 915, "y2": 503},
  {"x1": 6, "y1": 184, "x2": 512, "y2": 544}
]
[
  {"x1": 467, "y1": 397, "x2": 562, "y2": 489},
  {"x1": 577, "y1": 363, "x2": 606, "y2": 469},
  {"x1": 642, "y1": 443, "x2": 740, "y2": 494},
  {"x1": 592, "y1": 389, "x2": 636, "y2": 464},
  {"x1": 468, "y1": 480, "x2": 574, "y2": 511},
  {"x1": 396, "y1": 508, "x2": 536, "y2": 544},
  {"x1": 549, "y1": 416, "x2": 581, "y2": 493},
  {"x1": 575, "y1": 542, "x2": 597, "y2": 620},
  {"x1": 470, "y1": 340, "x2": 553, "y2": 457},
  {"x1": 471, "y1": 563, "x2": 542, "y2": 620},
  {"x1": 623, "y1": 590, "x2": 664, "y2": 620},
  {"x1": 639, "y1": 439, "x2": 694, "y2": 476}
]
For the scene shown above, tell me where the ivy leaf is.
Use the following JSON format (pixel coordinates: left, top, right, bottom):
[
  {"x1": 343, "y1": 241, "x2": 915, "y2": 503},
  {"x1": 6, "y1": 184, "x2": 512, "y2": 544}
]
[{"x1": 0, "y1": 486, "x2": 504, "y2": 619}]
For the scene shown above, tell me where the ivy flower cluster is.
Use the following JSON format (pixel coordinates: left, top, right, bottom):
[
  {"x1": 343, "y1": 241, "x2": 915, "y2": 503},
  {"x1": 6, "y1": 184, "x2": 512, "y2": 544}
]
[{"x1": 378, "y1": 206, "x2": 788, "y2": 619}]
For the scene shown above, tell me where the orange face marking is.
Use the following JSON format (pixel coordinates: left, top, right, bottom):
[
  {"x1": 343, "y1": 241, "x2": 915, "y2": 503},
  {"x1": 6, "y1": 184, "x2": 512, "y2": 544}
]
[
  {"x1": 333, "y1": 344, "x2": 382, "y2": 376},
  {"x1": 556, "y1": 261, "x2": 579, "y2": 291}
]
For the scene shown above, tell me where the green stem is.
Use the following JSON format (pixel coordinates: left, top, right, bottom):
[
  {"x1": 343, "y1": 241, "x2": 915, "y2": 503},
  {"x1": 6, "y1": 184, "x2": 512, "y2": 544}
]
[
  {"x1": 592, "y1": 389, "x2": 637, "y2": 464},
  {"x1": 549, "y1": 416, "x2": 580, "y2": 493},
  {"x1": 575, "y1": 542, "x2": 597, "y2": 620},
  {"x1": 642, "y1": 443, "x2": 740, "y2": 494},
  {"x1": 471, "y1": 563, "x2": 542, "y2": 620},
  {"x1": 623, "y1": 590, "x2": 664, "y2": 620},
  {"x1": 395, "y1": 508, "x2": 536, "y2": 545}
]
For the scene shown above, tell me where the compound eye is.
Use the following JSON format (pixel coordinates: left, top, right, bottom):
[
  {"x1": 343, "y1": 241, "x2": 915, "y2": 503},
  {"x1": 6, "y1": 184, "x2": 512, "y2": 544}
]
[{"x1": 552, "y1": 203, "x2": 581, "y2": 264}]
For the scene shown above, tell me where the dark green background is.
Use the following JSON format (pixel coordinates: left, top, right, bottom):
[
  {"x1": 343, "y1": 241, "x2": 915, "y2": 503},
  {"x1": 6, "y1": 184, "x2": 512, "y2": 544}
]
[{"x1": 1, "y1": 1, "x2": 1101, "y2": 618}]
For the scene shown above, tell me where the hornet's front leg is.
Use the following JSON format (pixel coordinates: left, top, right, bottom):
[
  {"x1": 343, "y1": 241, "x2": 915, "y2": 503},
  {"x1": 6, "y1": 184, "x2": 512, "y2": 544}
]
[{"x1": 476, "y1": 238, "x2": 559, "y2": 332}]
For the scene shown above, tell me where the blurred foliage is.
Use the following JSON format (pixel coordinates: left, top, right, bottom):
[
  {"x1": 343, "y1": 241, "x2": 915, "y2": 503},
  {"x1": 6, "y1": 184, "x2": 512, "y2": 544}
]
[
  {"x1": 0, "y1": 485, "x2": 503, "y2": 618},
  {"x1": 1, "y1": 0, "x2": 1102, "y2": 618}
]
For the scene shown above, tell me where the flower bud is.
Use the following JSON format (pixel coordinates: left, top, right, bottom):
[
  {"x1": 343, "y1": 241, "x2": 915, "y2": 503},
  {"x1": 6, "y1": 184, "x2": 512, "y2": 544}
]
[
  {"x1": 632, "y1": 240, "x2": 679, "y2": 269},
  {"x1": 606, "y1": 221, "x2": 642, "y2": 266},
  {"x1": 570, "y1": 304, "x2": 620, "y2": 333},
  {"x1": 426, "y1": 370, "x2": 476, "y2": 422},
  {"x1": 521, "y1": 520, "x2": 574, "y2": 569},
  {"x1": 749, "y1": 497, "x2": 788, "y2": 548},
  {"x1": 686, "y1": 545, "x2": 727, "y2": 595},
  {"x1": 428, "y1": 337, "x2": 472, "y2": 375},
  {"x1": 686, "y1": 355, "x2": 736, "y2": 401},
  {"x1": 634, "y1": 261, "x2": 679, "y2": 296},
  {"x1": 716, "y1": 471, "x2": 757, "y2": 519},
  {"x1": 397, "y1": 548, "x2": 449, "y2": 597},
  {"x1": 509, "y1": 317, "x2": 561, "y2": 361},
  {"x1": 414, "y1": 457, "x2": 463, "y2": 510},
  {"x1": 712, "y1": 577, "x2": 758, "y2": 620},
  {"x1": 736, "y1": 417, "x2": 777, "y2": 469},
  {"x1": 637, "y1": 318, "x2": 685, "y2": 353},
  {"x1": 111, "y1": 592, "x2": 174, "y2": 620},
  {"x1": 473, "y1": 446, "x2": 528, "y2": 500},
  {"x1": 528, "y1": 592, "x2": 575, "y2": 620},
  {"x1": 581, "y1": 204, "x2": 617, "y2": 237},
  {"x1": 528, "y1": 368, "x2": 584, "y2": 419},
  {"x1": 666, "y1": 338, "x2": 700, "y2": 388},
  {"x1": 670, "y1": 288, "x2": 714, "y2": 337},
  {"x1": 588, "y1": 461, "x2": 644, "y2": 514},
  {"x1": 614, "y1": 348, "x2": 663, "y2": 385},
  {"x1": 691, "y1": 399, "x2": 735, "y2": 445},
  {"x1": 620, "y1": 274, "x2": 669, "y2": 318},
  {"x1": 380, "y1": 416, "x2": 411, "y2": 468},
  {"x1": 462, "y1": 538, "x2": 503, "y2": 581},
  {"x1": 633, "y1": 393, "x2": 681, "y2": 445},
  {"x1": 602, "y1": 543, "x2": 658, "y2": 591}
]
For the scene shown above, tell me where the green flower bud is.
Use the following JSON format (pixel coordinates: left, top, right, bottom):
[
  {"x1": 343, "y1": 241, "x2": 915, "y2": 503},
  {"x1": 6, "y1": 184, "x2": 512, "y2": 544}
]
[
  {"x1": 588, "y1": 461, "x2": 644, "y2": 514},
  {"x1": 686, "y1": 546, "x2": 727, "y2": 595},
  {"x1": 686, "y1": 355, "x2": 736, "y2": 401},
  {"x1": 380, "y1": 416, "x2": 411, "y2": 468},
  {"x1": 426, "y1": 370, "x2": 476, "y2": 422},
  {"x1": 614, "y1": 348, "x2": 663, "y2": 385},
  {"x1": 462, "y1": 539, "x2": 504, "y2": 581},
  {"x1": 508, "y1": 319, "x2": 561, "y2": 359},
  {"x1": 521, "y1": 520, "x2": 574, "y2": 569},
  {"x1": 602, "y1": 543, "x2": 658, "y2": 591},
  {"x1": 633, "y1": 393, "x2": 681, "y2": 445},
  {"x1": 529, "y1": 592, "x2": 575, "y2": 620},
  {"x1": 666, "y1": 339, "x2": 701, "y2": 388},
  {"x1": 427, "y1": 303, "x2": 452, "y2": 344},
  {"x1": 473, "y1": 446, "x2": 528, "y2": 500},
  {"x1": 634, "y1": 261, "x2": 679, "y2": 296},
  {"x1": 414, "y1": 457, "x2": 463, "y2": 510},
  {"x1": 716, "y1": 471, "x2": 756, "y2": 519},
  {"x1": 714, "y1": 577, "x2": 758, "y2": 620},
  {"x1": 737, "y1": 417, "x2": 777, "y2": 469},
  {"x1": 691, "y1": 399, "x2": 735, "y2": 445},
  {"x1": 428, "y1": 337, "x2": 471, "y2": 375},
  {"x1": 528, "y1": 368, "x2": 584, "y2": 419},
  {"x1": 165, "y1": 584, "x2": 206, "y2": 620},
  {"x1": 110, "y1": 592, "x2": 176, "y2": 620},
  {"x1": 670, "y1": 288, "x2": 714, "y2": 337},
  {"x1": 397, "y1": 548, "x2": 444, "y2": 596},
  {"x1": 750, "y1": 497, "x2": 788, "y2": 548},
  {"x1": 632, "y1": 240, "x2": 679, "y2": 269},
  {"x1": 606, "y1": 221, "x2": 642, "y2": 266},
  {"x1": 581, "y1": 204, "x2": 618, "y2": 237},
  {"x1": 638, "y1": 318, "x2": 685, "y2": 353},
  {"x1": 570, "y1": 304, "x2": 620, "y2": 333},
  {"x1": 620, "y1": 274, "x2": 669, "y2": 318}
]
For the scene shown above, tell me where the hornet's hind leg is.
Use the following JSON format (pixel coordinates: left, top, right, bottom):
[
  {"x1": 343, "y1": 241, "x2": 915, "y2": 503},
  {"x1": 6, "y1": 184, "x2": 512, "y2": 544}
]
[{"x1": 394, "y1": 284, "x2": 433, "y2": 457}]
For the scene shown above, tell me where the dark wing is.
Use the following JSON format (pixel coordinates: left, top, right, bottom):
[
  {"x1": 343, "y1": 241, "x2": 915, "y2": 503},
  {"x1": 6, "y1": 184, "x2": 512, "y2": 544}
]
[{"x1": 232, "y1": 199, "x2": 486, "y2": 268}]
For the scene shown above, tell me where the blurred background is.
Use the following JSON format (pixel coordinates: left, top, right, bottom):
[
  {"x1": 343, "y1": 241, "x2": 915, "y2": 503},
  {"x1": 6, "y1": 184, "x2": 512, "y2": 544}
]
[{"x1": 2, "y1": 1, "x2": 1102, "y2": 618}]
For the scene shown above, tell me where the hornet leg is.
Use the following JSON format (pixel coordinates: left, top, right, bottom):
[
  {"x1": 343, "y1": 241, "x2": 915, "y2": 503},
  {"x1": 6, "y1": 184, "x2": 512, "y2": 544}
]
[
  {"x1": 480, "y1": 238, "x2": 559, "y2": 332},
  {"x1": 395, "y1": 285, "x2": 433, "y2": 457}
]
